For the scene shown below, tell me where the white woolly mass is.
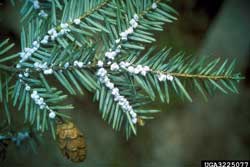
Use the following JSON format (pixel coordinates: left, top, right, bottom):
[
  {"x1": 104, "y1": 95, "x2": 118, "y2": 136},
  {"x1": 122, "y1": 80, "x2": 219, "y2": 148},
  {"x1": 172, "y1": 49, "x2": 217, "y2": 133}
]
[
  {"x1": 49, "y1": 111, "x2": 56, "y2": 119},
  {"x1": 133, "y1": 14, "x2": 139, "y2": 21},
  {"x1": 107, "y1": 61, "x2": 174, "y2": 82},
  {"x1": 16, "y1": 64, "x2": 21, "y2": 69},
  {"x1": 114, "y1": 62, "x2": 151, "y2": 77},
  {"x1": 32, "y1": 41, "x2": 40, "y2": 48},
  {"x1": 166, "y1": 74, "x2": 174, "y2": 81},
  {"x1": 158, "y1": 73, "x2": 174, "y2": 81},
  {"x1": 19, "y1": 43, "x2": 40, "y2": 63},
  {"x1": 158, "y1": 73, "x2": 167, "y2": 81},
  {"x1": 119, "y1": 61, "x2": 131, "y2": 68},
  {"x1": 110, "y1": 63, "x2": 119, "y2": 71},
  {"x1": 60, "y1": 23, "x2": 69, "y2": 29},
  {"x1": 24, "y1": 72, "x2": 29, "y2": 77},
  {"x1": 126, "y1": 27, "x2": 134, "y2": 34},
  {"x1": 33, "y1": 62, "x2": 54, "y2": 75},
  {"x1": 120, "y1": 31, "x2": 128, "y2": 41},
  {"x1": 105, "y1": 51, "x2": 117, "y2": 60},
  {"x1": 25, "y1": 84, "x2": 31, "y2": 91},
  {"x1": 130, "y1": 65, "x2": 149, "y2": 75},
  {"x1": 151, "y1": 2, "x2": 158, "y2": 9},
  {"x1": 115, "y1": 46, "x2": 121, "y2": 53},
  {"x1": 31, "y1": 90, "x2": 45, "y2": 109},
  {"x1": 41, "y1": 35, "x2": 49, "y2": 44},
  {"x1": 33, "y1": 0, "x2": 40, "y2": 9},
  {"x1": 29, "y1": 88, "x2": 56, "y2": 117},
  {"x1": 17, "y1": 66, "x2": 56, "y2": 118},
  {"x1": 74, "y1": 18, "x2": 81, "y2": 25},
  {"x1": 97, "y1": 60, "x2": 104, "y2": 67},
  {"x1": 96, "y1": 68, "x2": 137, "y2": 123},
  {"x1": 48, "y1": 28, "x2": 57, "y2": 36},
  {"x1": 119, "y1": 17, "x2": 139, "y2": 41},
  {"x1": 38, "y1": 10, "x2": 48, "y2": 18},
  {"x1": 43, "y1": 68, "x2": 53, "y2": 75},
  {"x1": 33, "y1": 60, "x2": 88, "y2": 75},
  {"x1": 96, "y1": 68, "x2": 107, "y2": 77},
  {"x1": 47, "y1": 23, "x2": 71, "y2": 41},
  {"x1": 129, "y1": 19, "x2": 138, "y2": 28},
  {"x1": 73, "y1": 61, "x2": 84, "y2": 68},
  {"x1": 34, "y1": 62, "x2": 46, "y2": 69},
  {"x1": 64, "y1": 62, "x2": 70, "y2": 69},
  {"x1": 106, "y1": 13, "x2": 140, "y2": 61},
  {"x1": 115, "y1": 39, "x2": 121, "y2": 44}
]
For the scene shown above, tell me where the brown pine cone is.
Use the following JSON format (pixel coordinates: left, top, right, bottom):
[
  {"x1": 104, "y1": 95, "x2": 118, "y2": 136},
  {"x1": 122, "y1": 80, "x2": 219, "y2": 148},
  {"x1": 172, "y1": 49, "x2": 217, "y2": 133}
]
[{"x1": 56, "y1": 121, "x2": 87, "y2": 162}]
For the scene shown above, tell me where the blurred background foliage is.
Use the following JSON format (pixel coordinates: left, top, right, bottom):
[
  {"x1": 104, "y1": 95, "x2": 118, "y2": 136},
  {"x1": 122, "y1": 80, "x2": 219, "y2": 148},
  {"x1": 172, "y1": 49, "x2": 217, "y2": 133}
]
[{"x1": 1, "y1": 0, "x2": 250, "y2": 166}]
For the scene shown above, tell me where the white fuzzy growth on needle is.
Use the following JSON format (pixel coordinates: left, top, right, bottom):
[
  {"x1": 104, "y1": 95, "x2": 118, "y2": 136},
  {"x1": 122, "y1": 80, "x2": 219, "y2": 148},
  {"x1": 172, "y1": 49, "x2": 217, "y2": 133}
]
[
  {"x1": 97, "y1": 60, "x2": 104, "y2": 67},
  {"x1": 64, "y1": 62, "x2": 70, "y2": 69},
  {"x1": 26, "y1": 85, "x2": 56, "y2": 116},
  {"x1": 120, "y1": 31, "x2": 128, "y2": 41},
  {"x1": 158, "y1": 74, "x2": 167, "y2": 81},
  {"x1": 151, "y1": 2, "x2": 158, "y2": 9},
  {"x1": 96, "y1": 68, "x2": 137, "y2": 123},
  {"x1": 49, "y1": 111, "x2": 56, "y2": 119},
  {"x1": 43, "y1": 68, "x2": 53, "y2": 75},
  {"x1": 133, "y1": 14, "x2": 139, "y2": 21},
  {"x1": 33, "y1": 0, "x2": 40, "y2": 9},
  {"x1": 119, "y1": 63, "x2": 151, "y2": 76},
  {"x1": 38, "y1": 10, "x2": 48, "y2": 18},
  {"x1": 74, "y1": 18, "x2": 81, "y2": 25},
  {"x1": 110, "y1": 63, "x2": 119, "y2": 71},
  {"x1": 166, "y1": 74, "x2": 174, "y2": 81},
  {"x1": 25, "y1": 85, "x2": 31, "y2": 91},
  {"x1": 129, "y1": 19, "x2": 138, "y2": 28}
]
